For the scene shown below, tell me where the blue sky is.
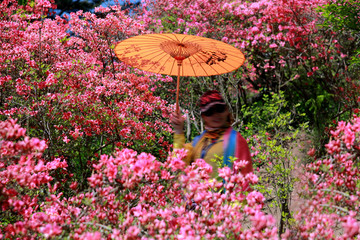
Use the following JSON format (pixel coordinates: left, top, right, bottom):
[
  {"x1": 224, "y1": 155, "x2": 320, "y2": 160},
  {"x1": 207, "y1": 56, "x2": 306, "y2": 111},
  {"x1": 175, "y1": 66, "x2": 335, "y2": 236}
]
[
  {"x1": 53, "y1": 0, "x2": 141, "y2": 18},
  {"x1": 99, "y1": 0, "x2": 140, "y2": 8}
]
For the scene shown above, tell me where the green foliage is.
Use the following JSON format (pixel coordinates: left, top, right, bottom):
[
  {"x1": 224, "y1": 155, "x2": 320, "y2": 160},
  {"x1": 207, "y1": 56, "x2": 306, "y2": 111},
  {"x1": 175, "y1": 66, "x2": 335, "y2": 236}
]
[
  {"x1": 159, "y1": 15, "x2": 180, "y2": 33},
  {"x1": 241, "y1": 90, "x2": 302, "y2": 136},
  {"x1": 351, "y1": 47, "x2": 360, "y2": 68},
  {"x1": 284, "y1": 75, "x2": 351, "y2": 152},
  {"x1": 17, "y1": 0, "x2": 28, "y2": 6},
  {"x1": 211, "y1": 154, "x2": 225, "y2": 168},
  {"x1": 320, "y1": 0, "x2": 360, "y2": 32},
  {"x1": 303, "y1": 83, "x2": 334, "y2": 129},
  {"x1": 240, "y1": 90, "x2": 308, "y2": 236},
  {"x1": 319, "y1": 0, "x2": 360, "y2": 76}
]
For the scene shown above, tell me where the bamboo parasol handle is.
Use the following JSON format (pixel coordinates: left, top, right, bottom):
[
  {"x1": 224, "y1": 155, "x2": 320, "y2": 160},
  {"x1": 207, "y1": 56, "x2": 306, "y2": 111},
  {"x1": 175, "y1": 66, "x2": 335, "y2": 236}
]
[{"x1": 176, "y1": 61, "x2": 181, "y2": 113}]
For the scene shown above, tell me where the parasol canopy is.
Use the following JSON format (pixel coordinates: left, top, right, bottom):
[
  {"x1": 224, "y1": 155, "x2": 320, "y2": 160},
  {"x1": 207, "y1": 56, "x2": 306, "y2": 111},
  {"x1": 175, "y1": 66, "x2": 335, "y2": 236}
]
[{"x1": 114, "y1": 33, "x2": 245, "y2": 112}]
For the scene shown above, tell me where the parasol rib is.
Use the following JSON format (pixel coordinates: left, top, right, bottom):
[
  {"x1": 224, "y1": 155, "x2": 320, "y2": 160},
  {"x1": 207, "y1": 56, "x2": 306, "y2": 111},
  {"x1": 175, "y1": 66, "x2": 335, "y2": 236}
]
[
  {"x1": 191, "y1": 51, "x2": 219, "y2": 76},
  {"x1": 168, "y1": 55, "x2": 177, "y2": 76}
]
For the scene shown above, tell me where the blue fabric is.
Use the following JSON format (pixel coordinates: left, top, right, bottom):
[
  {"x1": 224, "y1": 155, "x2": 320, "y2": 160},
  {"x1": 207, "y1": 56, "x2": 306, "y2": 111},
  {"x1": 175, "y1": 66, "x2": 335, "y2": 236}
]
[
  {"x1": 191, "y1": 128, "x2": 238, "y2": 188},
  {"x1": 192, "y1": 128, "x2": 238, "y2": 168},
  {"x1": 223, "y1": 129, "x2": 237, "y2": 168},
  {"x1": 191, "y1": 130, "x2": 206, "y2": 148}
]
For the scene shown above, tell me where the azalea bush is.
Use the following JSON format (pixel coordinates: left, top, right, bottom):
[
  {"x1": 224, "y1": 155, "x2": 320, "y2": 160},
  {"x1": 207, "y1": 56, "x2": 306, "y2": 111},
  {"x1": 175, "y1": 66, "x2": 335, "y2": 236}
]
[
  {"x1": 1, "y1": 118, "x2": 278, "y2": 239},
  {"x1": 0, "y1": 119, "x2": 67, "y2": 237},
  {"x1": 3, "y1": 115, "x2": 360, "y2": 239},
  {"x1": 141, "y1": 0, "x2": 360, "y2": 135},
  {"x1": 292, "y1": 114, "x2": 360, "y2": 239},
  {"x1": 0, "y1": 0, "x2": 174, "y2": 188},
  {"x1": 1, "y1": 0, "x2": 360, "y2": 238}
]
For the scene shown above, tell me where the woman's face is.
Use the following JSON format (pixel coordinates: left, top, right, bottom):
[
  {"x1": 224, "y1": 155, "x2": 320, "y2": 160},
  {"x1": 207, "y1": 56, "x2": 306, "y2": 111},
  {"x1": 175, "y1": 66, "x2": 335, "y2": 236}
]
[{"x1": 201, "y1": 105, "x2": 229, "y2": 129}]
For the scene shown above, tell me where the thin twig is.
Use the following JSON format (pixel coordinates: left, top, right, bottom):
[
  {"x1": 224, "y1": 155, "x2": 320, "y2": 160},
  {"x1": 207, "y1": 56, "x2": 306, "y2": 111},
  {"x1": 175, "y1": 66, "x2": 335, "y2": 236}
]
[
  {"x1": 319, "y1": 204, "x2": 350, "y2": 214},
  {"x1": 186, "y1": 112, "x2": 191, "y2": 141},
  {"x1": 315, "y1": 189, "x2": 351, "y2": 198},
  {"x1": 83, "y1": 222, "x2": 113, "y2": 231}
]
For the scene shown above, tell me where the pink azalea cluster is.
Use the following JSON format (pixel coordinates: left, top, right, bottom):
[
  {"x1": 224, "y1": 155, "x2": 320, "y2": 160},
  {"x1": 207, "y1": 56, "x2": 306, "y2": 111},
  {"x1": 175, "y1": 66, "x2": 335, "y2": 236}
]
[
  {"x1": 140, "y1": 0, "x2": 335, "y2": 79},
  {"x1": 0, "y1": 119, "x2": 67, "y2": 238},
  {"x1": 1, "y1": 0, "x2": 359, "y2": 239},
  {"x1": 79, "y1": 149, "x2": 277, "y2": 239},
  {"x1": 0, "y1": 0, "x2": 173, "y2": 163},
  {"x1": 294, "y1": 115, "x2": 360, "y2": 239},
  {"x1": 1, "y1": 126, "x2": 278, "y2": 239},
  {"x1": 140, "y1": 0, "x2": 357, "y2": 113}
]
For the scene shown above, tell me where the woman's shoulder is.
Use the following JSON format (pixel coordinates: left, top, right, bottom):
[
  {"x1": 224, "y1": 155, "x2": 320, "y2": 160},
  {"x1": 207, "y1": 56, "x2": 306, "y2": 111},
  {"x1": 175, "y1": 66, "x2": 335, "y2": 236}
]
[
  {"x1": 227, "y1": 127, "x2": 248, "y2": 142},
  {"x1": 191, "y1": 131, "x2": 207, "y2": 147}
]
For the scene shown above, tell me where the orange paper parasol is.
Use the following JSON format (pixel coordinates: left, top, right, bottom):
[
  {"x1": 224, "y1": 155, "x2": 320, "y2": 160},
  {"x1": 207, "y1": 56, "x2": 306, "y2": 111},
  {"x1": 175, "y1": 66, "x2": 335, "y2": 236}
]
[{"x1": 114, "y1": 33, "x2": 245, "y2": 112}]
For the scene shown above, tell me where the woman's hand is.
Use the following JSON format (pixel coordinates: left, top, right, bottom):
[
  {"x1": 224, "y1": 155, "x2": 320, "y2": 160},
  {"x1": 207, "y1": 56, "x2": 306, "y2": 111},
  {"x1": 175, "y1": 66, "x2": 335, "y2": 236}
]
[{"x1": 170, "y1": 112, "x2": 185, "y2": 134}]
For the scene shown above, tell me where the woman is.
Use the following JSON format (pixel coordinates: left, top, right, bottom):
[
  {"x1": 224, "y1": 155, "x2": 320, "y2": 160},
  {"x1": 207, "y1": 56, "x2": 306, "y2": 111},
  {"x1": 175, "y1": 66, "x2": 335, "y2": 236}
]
[{"x1": 171, "y1": 90, "x2": 253, "y2": 180}]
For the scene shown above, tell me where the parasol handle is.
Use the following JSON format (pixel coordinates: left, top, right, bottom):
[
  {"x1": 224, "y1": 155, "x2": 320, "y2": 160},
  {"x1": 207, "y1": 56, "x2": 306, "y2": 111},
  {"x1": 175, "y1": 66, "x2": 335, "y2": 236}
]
[{"x1": 176, "y1": 60, "x2": 182, "y2": 114}]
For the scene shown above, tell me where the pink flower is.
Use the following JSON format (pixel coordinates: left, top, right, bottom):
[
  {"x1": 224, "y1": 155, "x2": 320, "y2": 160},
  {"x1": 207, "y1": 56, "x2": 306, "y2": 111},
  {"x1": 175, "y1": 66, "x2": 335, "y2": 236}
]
[
  {"x1": 269, "y1": 43, "x2": 278, "y2": 48},
  {"x1": 70, "y1": 127, "x2": 83, "y2": 140},
  {"x1": 63, "y1": 136, "x2": 70, "y2": 143},
  {"x1": 79, "y1": 232, "x2": 102, "y2": 240},
  {"x1": 169, "y1": 156, "x2": 186, "y2": 171},
  {"x1": 312, "y1": 67, "x2": 319, "y2": 71},
  {"x1": 310, "y1": 174, "x2": 319, "y2": 183},
  {"x1": 36, "y1": 0, "x2": 52, "y2": 8},
  {"x1": 39, "y1": 223, "x2": 62, "y2": 238},
  {"x1": 126, "y1": 226, "x2": 140, "y2": 238},
  {"x1": 245, "y1": 173, "x2": 259, "y2": 184},
  {"x1": 218, "y1": 166, "x2": 231, "y2": 180},
  {"x1": 343, "y1": 126, "x2": 355, "y2": 149},
  {"x1": 246, "y1": 191, "x2": 265, "y2": 207},
  {"x1": 70, "y1": 182, "x2": 78, "y2": 190},
  {"x1": 325, "y1": 140, "x2": 340, "y2": 154},
  {"x1": 177, "y1": 18, "x2": 185, "y2": 25},
  {"x1": 221, "y1": 36, "x2": 229, "y2": 42},
  {"x1": 307, "y1": 148, "x2": 316, "y2": 157},
  {"x1": 251, "y1": 212, "x2": 274, "y2": 231},
  {"x1": 343, "y1": 216, "x2": 359, "y2": 238},
  {"x1": 233, "y1": 160, "x2": 249, "y2": 171}
]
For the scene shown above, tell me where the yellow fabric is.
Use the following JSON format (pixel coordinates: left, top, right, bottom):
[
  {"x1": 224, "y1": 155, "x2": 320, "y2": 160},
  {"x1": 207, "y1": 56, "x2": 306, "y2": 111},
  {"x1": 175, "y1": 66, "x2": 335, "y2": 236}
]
[{"x1": 173, "y1": 133, "x2": 224, "y2": 178}]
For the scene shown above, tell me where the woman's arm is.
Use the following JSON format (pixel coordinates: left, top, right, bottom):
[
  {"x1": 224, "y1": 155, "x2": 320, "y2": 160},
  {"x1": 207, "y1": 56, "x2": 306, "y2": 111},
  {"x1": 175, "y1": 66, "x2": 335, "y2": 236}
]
[
  {"x1": 170, "y1": 112, "x2": 192, "y2": 165},
  {"x1": 170, "y1": 112, "x2": 184, "y2": 135}
]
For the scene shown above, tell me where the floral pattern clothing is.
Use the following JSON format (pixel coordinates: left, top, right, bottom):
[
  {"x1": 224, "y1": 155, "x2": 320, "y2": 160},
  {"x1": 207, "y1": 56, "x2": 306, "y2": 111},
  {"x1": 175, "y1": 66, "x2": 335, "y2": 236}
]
[{"x1": 173, "y1": 127, "x2": 253, "y2": 179}]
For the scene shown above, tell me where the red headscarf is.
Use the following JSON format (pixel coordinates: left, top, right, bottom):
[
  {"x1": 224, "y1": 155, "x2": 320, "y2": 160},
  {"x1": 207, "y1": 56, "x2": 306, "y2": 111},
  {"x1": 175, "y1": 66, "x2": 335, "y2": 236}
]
[{"x1": 199, "y1": 90, "x2": 226, "y2": 113}]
